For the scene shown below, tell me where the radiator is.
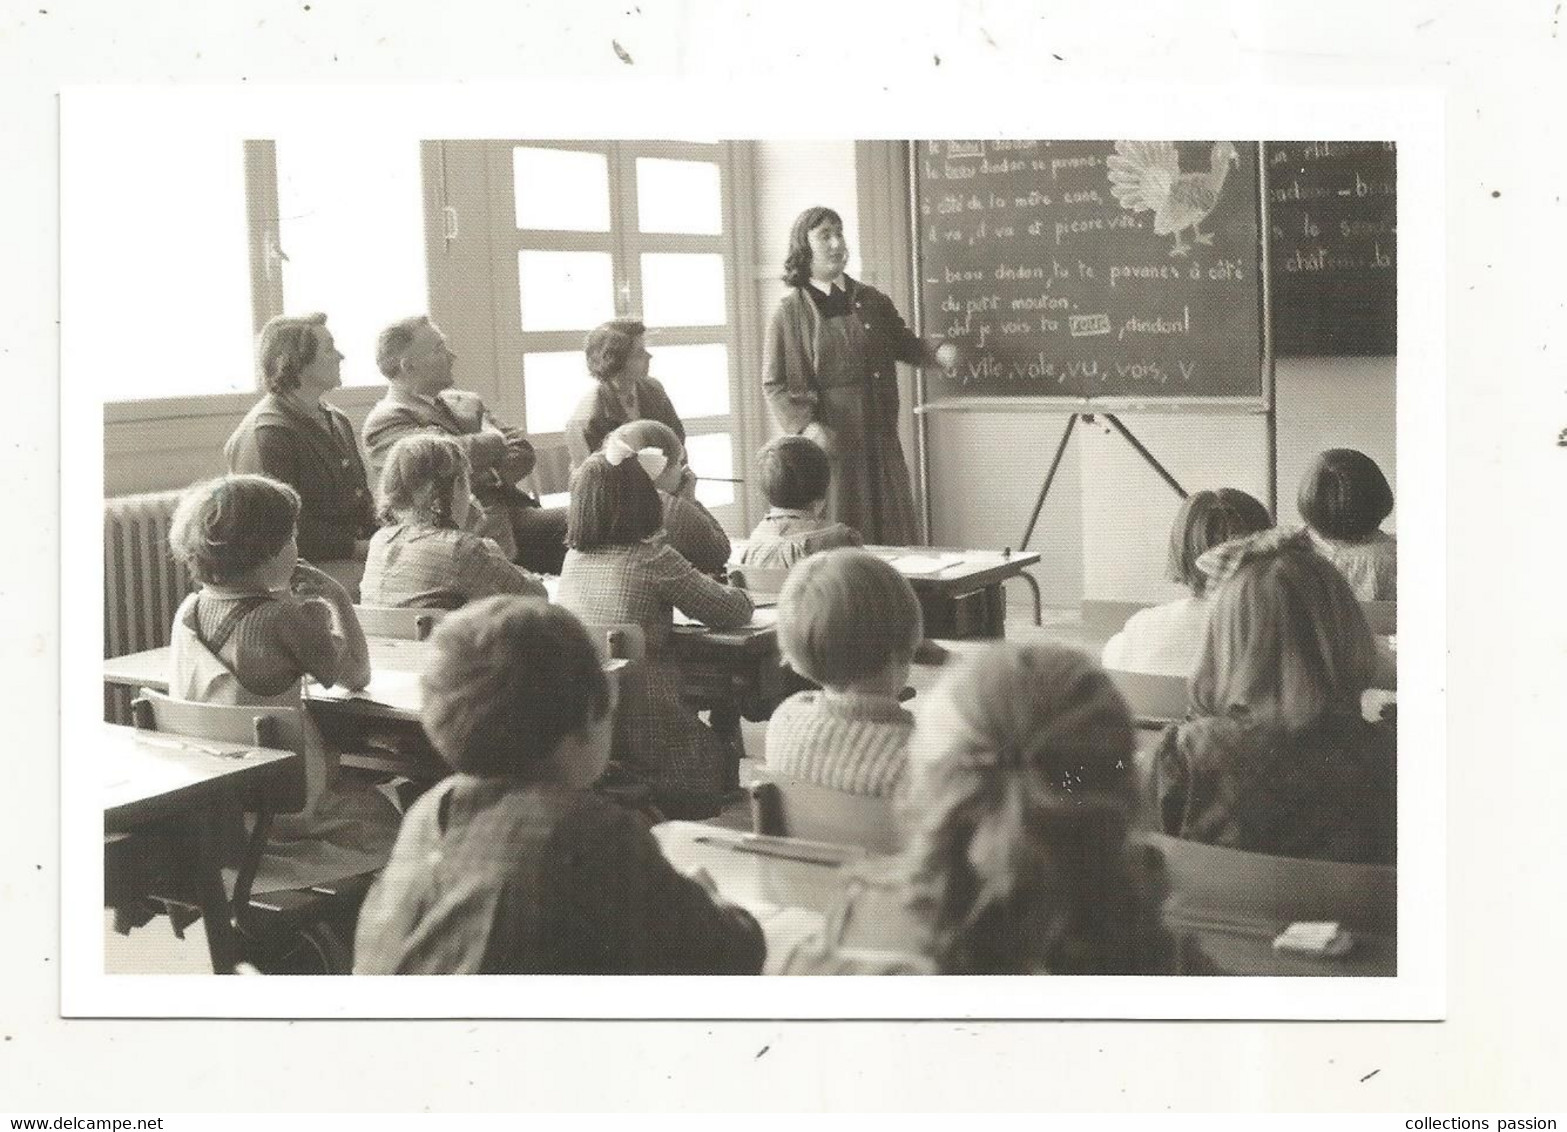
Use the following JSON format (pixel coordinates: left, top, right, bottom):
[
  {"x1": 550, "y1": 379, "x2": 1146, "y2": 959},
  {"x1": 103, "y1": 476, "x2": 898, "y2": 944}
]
[{"x1": 103, "y1": 490, "x2": 191, "y2": 722}]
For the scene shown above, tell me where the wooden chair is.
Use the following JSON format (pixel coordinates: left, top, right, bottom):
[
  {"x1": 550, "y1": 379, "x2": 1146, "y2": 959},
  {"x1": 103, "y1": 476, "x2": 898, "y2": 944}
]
[
  {"x1": 1361, "y1": 600, "x2": 1396, "y2": 636},
  {"x1": 129, "y1": 691, "x2": 376, "y2": 974},
  {"x1": 748, "y1": 773, "x2": 901, "y2": 855},
  {"x1": 1104, "y1": 668, "x2": 1190, "y2": 728},
  {"x1": 1132, "y1": 833, "x2": 1397, "y2": 975},
  {"x1": 352, "y1": 605, "x2": 447, "y2": 641}
]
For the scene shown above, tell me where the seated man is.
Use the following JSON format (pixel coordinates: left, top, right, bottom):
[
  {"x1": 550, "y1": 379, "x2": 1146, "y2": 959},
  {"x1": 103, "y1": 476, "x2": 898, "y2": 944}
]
[{"x1": 363, "y1": 315, "x2": 568, "y2": 575}]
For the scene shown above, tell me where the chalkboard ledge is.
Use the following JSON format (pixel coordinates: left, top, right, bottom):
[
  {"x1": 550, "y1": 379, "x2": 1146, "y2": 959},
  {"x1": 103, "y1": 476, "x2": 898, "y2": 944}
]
[{"x1": 916, "y1": 396, "x2": 1271, "y2": 416}]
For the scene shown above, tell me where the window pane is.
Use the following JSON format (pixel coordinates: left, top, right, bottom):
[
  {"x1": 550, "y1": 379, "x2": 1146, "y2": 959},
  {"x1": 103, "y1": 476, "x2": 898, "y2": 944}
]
[
  {"x1": 648, "y1": 343, "x2": 729, "y2": 419},
  {"x1": 640, "y1": 253, "x2": 726, "y2": 328},
  {"x1": 521, "y1": 350, "x2": 595, "y2": 436},
  {"x1": 685, "y1": 432, "x2": 734, "y2": 507},
  {"x1": 80, "y1": 140, "x2": 252, "y2": 400},
  {"x1": 514, "y1": 147, "x2": 611, "y2": 232},
  {"x1": 518, "y1": 250, "x2": 615, "y2": 331},
  {"x1": 277, "y1": 138, "x2": 429, "y2": 386},
  {"x1": 636, "y1": 158, "x2": 722, "y2": 234}
]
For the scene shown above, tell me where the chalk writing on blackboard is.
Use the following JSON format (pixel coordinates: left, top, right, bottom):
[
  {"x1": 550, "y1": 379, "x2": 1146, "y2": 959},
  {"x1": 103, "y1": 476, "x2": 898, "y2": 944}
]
[
  {"x1": 915, "y1": 139, "x2": 1264, "y2": 403},
  {"x1": 1265, "y1": 141, "x2": 1396, "y2": 356}
]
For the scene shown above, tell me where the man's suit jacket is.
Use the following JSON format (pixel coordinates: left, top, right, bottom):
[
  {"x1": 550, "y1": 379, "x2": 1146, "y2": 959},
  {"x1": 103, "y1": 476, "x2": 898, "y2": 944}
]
[{"x1": 362, "y1": 386, "x2": 539, "y2": 558}]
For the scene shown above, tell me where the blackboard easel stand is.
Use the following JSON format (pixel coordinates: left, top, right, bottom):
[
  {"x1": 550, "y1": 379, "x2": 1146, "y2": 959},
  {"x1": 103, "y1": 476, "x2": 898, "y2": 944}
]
[{"x1": 1017, "y1": 412, "x2": 1189, "y2": 554}]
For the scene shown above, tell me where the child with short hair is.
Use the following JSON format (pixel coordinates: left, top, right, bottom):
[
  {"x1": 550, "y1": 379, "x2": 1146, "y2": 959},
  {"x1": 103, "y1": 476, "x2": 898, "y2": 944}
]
[
  {"x1": 166, "y1": 474, "x2": 398, "y2": 892},
  {"x1": 740, "y1": 435, "x2": 861, "y2": 569},
  {"x1": 1297, "y1": 447, "x2": 1396, "y2": 600},
  {"x1": 783, "y1": 643, "x2": 1167, "y2": 975},
  {"x1": 353, "y1": 597, "x2": 764, "y2": 974},
  {"x1": 604, "y1": 419, "x2": 731, "y2": 575},
  {"x1": 1102, "y1": 488, "x2": 1272, "y2": 677},
  {"x1": 767, "y1": 548, "x2": 921, "y2": 797},
  {"x1": 1150, "y1": 528, "x2": 1396, "y2": 864},
  {"x1": 555, "y1": 447, "x2": 754, "y2": 813},
  {"x1": 360, "y1": 433, "x2": 548, "y2": 609}
]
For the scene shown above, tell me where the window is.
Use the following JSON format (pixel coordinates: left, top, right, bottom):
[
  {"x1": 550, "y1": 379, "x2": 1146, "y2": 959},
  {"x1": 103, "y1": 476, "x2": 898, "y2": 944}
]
[
  {"x1": 495, "y1": 141, "x2": 745, "y2": 520},
  {"x1": 97, "y1": 139, "x2": 428, "y2": 403},
  {"x1": 76, "y1": 136, "x2": 254, "y2": 400}
]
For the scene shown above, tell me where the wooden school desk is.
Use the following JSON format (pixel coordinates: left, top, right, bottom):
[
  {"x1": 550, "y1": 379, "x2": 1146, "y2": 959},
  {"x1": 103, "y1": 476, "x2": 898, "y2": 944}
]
[
  {"x1": 101, "y1": 722, "x2": 299, "y2": 974},
  {"x1": 103, "y1": 616, "x2": 787, "y2": 786},
  {"x1": 729, "y1": 544, "x2": 1041, "y2": 638},
  {"x1": 652, "y1": 820, "x2": 862, "y2": 974}
]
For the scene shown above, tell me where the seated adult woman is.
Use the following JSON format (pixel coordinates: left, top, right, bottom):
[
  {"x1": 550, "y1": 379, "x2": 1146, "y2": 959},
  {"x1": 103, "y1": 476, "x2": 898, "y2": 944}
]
[
  {"x1": 564, "y1": 319, "x2": 685, "y2": 471},
  {"x1": 1148, "y1": 529, "x2": 1397, "y2": 865},
  {"x1": 1102, "y1": 488, "x2": 1271, "y2": 678},
  {"x1": 359, "y1": 433, "x2": 548, "y2": 610},
  {"x1": 783, "y1": 643, "x2": 1169, "y2": 975},
  {"x1": 224, "y1": 312, "x2": 375, "y2": 595}
]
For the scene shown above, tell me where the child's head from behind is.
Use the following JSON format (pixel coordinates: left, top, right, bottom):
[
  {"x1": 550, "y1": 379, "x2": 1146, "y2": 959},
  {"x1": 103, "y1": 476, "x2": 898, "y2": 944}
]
[
  {"x1": 1192, "y1": 533, "x2": 1377, "y2": 730},
  {"x1": 170, "y1": 474, "x2": 299, "y2": 588},
  {"x1": 757, "y1": 434, "x2": 831, "y2": 512},
  {"x1": 566, "y1": 451, "x2": 664, "y2": 550},
  {"x1": 1297, "y1": 448, "x2": 1393, "y2": 541},
  {"x1": 1168, "y1": 488, "x2": 1272, "y2": 596},
  {"x1": 377, "y1": 433, "x2": 472, "y2": 529},
  {"x1": 902, "y1": 644, "x2": 1137, "y2": 974},
  {"x1": 776, "y1": 548, "x2": 921, "y2": 691},
  {"x1": 606, "y1": 418, "x2": 685, "y2": 494},
  {"x1": 420, "y1": 596, "x2": 615, "y2": 787}
]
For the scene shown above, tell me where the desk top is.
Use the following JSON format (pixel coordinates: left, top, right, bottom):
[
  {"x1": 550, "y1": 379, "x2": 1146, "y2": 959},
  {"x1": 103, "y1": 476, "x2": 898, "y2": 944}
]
[
  {"x1": 729, "y1": 543, "x2": 1041, "y2": 596},
  {"x1": 101, "y1": 722, "x2": 299, "y2": 829},
  {"x1": 652, "y1": 821, "x2": 862, "y2": 974}
]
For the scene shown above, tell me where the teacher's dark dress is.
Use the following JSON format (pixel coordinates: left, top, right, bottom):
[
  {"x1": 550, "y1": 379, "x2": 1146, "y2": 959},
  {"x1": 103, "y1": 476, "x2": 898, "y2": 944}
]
[
  {"x1": 224, "y1": 393, "x2": 375, "y2": 562},
  {"x1": 762, "y1": 277, "x2": 932, "y2": 545}
]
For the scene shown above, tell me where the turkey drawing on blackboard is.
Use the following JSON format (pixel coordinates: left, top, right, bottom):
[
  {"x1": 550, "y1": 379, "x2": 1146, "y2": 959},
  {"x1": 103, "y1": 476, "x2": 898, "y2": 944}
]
[{"x1": 1106, "y1": 141, "x2": 1241, "y2": 257}]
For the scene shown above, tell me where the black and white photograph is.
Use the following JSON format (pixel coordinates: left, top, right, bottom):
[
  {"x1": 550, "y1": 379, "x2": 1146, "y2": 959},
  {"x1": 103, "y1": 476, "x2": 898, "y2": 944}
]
[{"x1": 58, "y1": 82, "x2": 1445, "y2": 1022}]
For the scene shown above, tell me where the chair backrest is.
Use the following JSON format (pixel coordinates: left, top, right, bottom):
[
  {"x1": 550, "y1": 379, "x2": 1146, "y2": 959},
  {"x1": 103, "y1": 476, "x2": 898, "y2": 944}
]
[
  {"x1": 749, "y1": 775, "x2": 901, "y2": 855},
  {"x1": 1133, "y1": 832, "x2": 1397, "y2": 936},
  {"x1": 1361, "y1": 600, "x2": 1396, "y2": 636},
  {"x1": 1104, "y1": 668, "x2": 1190, "y2": 727},
  {"x1": 131, "y1": 689, "x2": 309, "y2": 814},
  {"x1": 353, "y1": 605, "x2": 447, "y2": 641},
  {"x1": 582, "y1": 621, "x2": 647, "y2": 662}
]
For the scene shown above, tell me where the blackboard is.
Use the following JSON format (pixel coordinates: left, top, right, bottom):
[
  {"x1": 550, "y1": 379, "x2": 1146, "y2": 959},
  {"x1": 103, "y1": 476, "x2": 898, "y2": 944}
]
[
  {"x1": 914, "y1": 140, "x2": 1265, "y2": 406},
  {"x1": 1265, "y1": 141, "x2": 1397, "y2": 356}
]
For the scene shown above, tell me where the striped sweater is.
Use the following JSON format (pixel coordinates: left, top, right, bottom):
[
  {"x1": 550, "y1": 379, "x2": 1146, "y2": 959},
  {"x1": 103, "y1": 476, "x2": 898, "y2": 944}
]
[{"x1": 763, "y1": 690, "x2": 914, "y2": 798}]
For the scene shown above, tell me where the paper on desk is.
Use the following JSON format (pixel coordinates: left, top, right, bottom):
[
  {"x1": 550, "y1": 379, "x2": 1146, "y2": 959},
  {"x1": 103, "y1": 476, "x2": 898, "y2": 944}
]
[
  {"x1": 672, "y1": 606, "x2": 778, "y2": 629},
  {"x1": 887, "y1": 553, "x2": 964, "y2": 575},
  {"x1": 308, "y1": 668, "x2": 423, "y2": 711}
]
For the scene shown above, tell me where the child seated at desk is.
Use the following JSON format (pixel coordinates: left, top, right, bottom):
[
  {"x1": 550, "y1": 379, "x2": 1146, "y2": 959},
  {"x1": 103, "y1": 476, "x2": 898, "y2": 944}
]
[
  {"x1": 740, "y1": 435, "x2": 861, "y2": 569},
  {"x1": 353, "y1": 597, "x2": 764, "y2": 974},
  {"x1": 1297, "y1": 447, "x2": 1396, "y2": 601},
  {"x1": 1102, "y1": 488, "x2": 1271, "y2": 678},
  {"x1": 782, "y1": 643, "x2": 1167, "y2": 975},
  {"x1": 166, "y1": 474, "x2": 398, "y2": 892},
  {"x1": 604, "y1": 419, "x2": 731, "y2": 575},
  {"x1": 360, "y1": 433, "x2": 548, "y2": 609},
  {"x1": 555, "y1": 446, "x2": 753, "y2": 816},
  {"x1": 767, "y1": 548, "x2": 920, "y2": 798},
  {"x1": 1148, "y1": 529, "x2": 1396, "y2": 865}
]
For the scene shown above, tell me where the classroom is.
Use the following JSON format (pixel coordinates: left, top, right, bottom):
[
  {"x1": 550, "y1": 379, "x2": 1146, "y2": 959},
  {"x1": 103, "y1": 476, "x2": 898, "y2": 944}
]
[{"x1": 89, "y1": 134, "x2": 1400, "y2": 984}]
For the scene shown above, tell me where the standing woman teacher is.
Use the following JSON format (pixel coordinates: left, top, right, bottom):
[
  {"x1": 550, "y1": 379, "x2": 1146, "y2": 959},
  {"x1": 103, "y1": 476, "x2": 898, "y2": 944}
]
[{"x1": 762, "y1": 206, "x2": 956, "y2": 545}]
